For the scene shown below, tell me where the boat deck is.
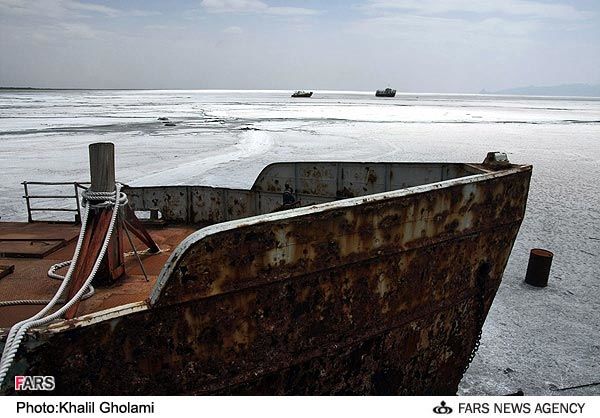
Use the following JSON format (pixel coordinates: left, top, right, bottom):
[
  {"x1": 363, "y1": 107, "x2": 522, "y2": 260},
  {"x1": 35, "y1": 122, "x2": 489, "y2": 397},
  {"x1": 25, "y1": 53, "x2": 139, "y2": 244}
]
[{"x1": 0, "y1": 222, "x2": 197, "y2": 328}]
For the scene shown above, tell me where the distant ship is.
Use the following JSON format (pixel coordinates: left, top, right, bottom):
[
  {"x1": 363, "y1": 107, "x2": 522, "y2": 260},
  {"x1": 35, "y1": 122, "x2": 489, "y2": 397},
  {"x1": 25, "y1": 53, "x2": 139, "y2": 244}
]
[
  {"x1": 376, "y1": 88, "x2": 396, "y2": 97},
  {"x1": 291, "y1": 91, "x2": 313, "y2": 98}
]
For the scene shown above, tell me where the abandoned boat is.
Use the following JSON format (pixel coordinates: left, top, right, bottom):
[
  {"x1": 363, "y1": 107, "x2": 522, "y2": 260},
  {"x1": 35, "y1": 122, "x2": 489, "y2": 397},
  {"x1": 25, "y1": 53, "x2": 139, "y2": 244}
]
[
  {"x1": 376, "y1": 88, "x2": 396, "y2": 97},
  {"x1": 291, "y1": 91, "x2": 313, "y2": 98},
  {"x1": 0, "y1": 145, "x2": 531, "y2": 395}
]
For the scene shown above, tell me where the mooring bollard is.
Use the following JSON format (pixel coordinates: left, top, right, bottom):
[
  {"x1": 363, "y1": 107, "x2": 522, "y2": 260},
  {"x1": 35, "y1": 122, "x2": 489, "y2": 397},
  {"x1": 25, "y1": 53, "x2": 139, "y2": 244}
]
[{"x1": 525, "y1": 248, "x2": 554, "y2": 287}]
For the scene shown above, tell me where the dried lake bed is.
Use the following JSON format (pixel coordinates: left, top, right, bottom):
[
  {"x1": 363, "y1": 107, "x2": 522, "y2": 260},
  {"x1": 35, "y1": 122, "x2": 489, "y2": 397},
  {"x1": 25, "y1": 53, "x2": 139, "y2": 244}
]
[{"x1": 0, "y1": 90, "x2": 598, "y2": 395}]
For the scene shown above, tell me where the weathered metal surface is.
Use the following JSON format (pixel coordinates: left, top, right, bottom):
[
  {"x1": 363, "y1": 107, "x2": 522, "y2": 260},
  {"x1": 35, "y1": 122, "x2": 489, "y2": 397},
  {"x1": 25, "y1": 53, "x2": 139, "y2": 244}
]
[
  {"x1": 0, "y1": 223, "x2": 196, "y2": 328},
  {"x1": 251, "y1": 162, "x2": 477, "y2": 198},
  {"x1": 153, "y1": 167, "x2": 529, "y2": 306},
  {"x1": 525, "y1": 248, "x2": 554, "y2": 287},
  {"x1": 0, "y1": 222, "x2": 79, "y2": 259},
  {"x1": 0, "y1": 265, "x2": 14, "y2": 280},
  {"x1": 0, "y1": 239, "x2": 69, "y2": 259},
  {"x1": 126, "y1": 185, "x2": 338, "y2": 225},
  {"x1": 126, "y1": 186, "x2": 190, "y2": 222},
  {"x1": 124, "y1": 163, "x2": 482, "y2": 226},
  {"x1": 1, "y1": 162, "x2": 531, "y2": 395}
]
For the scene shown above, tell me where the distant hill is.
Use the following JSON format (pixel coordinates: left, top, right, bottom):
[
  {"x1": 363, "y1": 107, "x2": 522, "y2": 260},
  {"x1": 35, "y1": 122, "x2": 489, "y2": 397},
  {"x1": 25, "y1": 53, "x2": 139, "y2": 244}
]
[{"x1": 485, "y1": 83, "x2": 600, "y2": 97}]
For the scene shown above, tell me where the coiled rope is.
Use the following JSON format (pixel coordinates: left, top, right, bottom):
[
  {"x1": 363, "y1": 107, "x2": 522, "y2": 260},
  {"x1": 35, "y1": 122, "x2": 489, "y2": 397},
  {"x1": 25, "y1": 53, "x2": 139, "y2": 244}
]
[{"x1": 0, "y1": 184, "x2": 127, "y2": 388}]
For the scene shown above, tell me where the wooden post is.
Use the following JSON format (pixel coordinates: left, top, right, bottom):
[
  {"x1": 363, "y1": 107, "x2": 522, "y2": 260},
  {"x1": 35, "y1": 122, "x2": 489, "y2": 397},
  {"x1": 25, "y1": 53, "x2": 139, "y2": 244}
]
[
  {"x1": 90, "y1": 142, "x2": 125, "y2": 283},
  {"x1": 89, "y1": 143, "x2": 115, "y2": 192},
  {"x1": 89, "y1": 142, "x2": 125, "y2": 283},
  {"x1": 65, "y1": 142, "x2": 125, "y2": 319}
]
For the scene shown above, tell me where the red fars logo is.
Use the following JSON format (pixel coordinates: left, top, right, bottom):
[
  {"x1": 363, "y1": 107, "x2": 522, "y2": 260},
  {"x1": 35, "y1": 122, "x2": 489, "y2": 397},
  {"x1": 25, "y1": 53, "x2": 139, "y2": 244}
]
[{"x1": 15, "y1": 376, "x2": 55, "y2": 391}]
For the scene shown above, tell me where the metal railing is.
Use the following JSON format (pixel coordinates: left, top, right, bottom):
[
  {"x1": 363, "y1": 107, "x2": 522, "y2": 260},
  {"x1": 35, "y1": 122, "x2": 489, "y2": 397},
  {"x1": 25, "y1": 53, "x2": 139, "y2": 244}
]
[{"x1": 22, "y1": 181, "x2": 90, "y2": 223}]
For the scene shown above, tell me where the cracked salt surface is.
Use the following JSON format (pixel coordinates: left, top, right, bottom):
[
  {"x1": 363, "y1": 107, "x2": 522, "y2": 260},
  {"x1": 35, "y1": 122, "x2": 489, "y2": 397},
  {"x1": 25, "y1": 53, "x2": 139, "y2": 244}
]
[{"x1": 0, "y1": 90, "x2": 598, "y2": 395}]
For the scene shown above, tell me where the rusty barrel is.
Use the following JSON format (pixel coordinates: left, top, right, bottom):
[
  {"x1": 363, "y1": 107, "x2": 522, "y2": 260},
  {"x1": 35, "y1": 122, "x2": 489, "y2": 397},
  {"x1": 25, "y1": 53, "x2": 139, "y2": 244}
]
[{"x1": 525, "y1": 248, "x2": 553, "y2": 287}]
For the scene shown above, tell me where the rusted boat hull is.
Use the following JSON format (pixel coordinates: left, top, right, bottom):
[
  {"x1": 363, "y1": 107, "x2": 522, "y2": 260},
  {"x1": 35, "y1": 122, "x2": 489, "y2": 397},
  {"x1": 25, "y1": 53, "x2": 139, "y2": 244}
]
[{"x1": 0, "y1": 161, "x2": 531, "y2": 395}]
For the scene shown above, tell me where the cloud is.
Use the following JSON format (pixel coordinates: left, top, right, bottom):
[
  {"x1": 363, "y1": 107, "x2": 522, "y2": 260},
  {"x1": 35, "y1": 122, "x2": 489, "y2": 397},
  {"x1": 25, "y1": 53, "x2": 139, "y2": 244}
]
[
  {"x1": 55, "y1": 21, "x2": 99, "y2": 39},
  {"x1": 0, "y1": 0, "x2": 158, "y2": 19},
  {"x1": 351, "y1": 0, "x2": 596, "y2": 47},
  {"x1": 361, "y1": 0, "x2": 594, "y2": 21},
  {"x1": 201, "y1": 0, "x2": 319, "y2": 16},
  {"x1": 0, "y1": 0, "x2": 160, "y2": 44},
  {"x1": 62, "y1": 1, "x2": 122, "y2": 17},
  {"x1": 201, "y1": 0, "x2": 267, "y2": 13},
  {"x1": 264, "y1": 7, "x2": 319, "y2": 16},
  {"x1": 0, "y1": 20, "x2": 106, "y2": 45},
  {"x1": 222, "y1": 25, "x2": 243, "y2": 34},
  {"x1": 352, "y1": 13, "x2": 541, "y2": 40}
]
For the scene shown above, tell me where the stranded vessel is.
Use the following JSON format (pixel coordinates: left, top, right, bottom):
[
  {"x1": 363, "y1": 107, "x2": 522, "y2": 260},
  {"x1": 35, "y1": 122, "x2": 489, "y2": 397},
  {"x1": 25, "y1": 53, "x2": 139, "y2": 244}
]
[
  {"x1": 0, "y1": 146, "x2": 531, "y2": 395},
  {"x1": 376, "y1": 88, "x2": 396, "y2": 97},
  {"x1": 291, "y1": 91, "x2": 313, "y2": 98}
]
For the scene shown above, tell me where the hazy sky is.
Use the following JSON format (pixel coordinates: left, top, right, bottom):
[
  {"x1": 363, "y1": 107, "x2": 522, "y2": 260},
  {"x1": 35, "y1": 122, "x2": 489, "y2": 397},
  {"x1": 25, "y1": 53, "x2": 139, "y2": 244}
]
[{"x1": 0, "y1": 0, "x2": 599, "y2": 92}]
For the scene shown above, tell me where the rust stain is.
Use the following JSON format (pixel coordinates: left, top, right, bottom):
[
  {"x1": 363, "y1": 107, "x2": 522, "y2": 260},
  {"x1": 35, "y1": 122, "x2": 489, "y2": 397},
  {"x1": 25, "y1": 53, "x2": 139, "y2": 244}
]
[{"x1": 366, "y1": 168, "x2": 378, "y2": 184}]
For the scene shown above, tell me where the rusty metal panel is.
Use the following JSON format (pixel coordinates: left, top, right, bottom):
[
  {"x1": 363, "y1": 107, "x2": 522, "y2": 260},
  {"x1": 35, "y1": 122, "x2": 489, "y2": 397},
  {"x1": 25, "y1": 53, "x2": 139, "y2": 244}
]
[
  {"x1": 127, "y1": 186, "x2": 256, "y2": 224},
  {"x1": 295, "y1": 162, "x2": 338, "y2": 197},
  {"x1": 125, "y1": 163, "x2": 488, "y2": 225},
  {"x1": 0, "y1": 239, "x2": 68, "y2": 258},
  {"x1": 252, "y1": 163, "x2": 296, "y2": 193},
  {"x1": 123, "y1": 187, "x2": 145, "y2": 213},
  {"x1": 125, "y1": 186, "x2": 189, "y2": 222},
  {"x1": 129, "y1": 186, "x2": 289, "y2": 225},
  {"x1": 252, "y1": 162, "x2": 340, "y2": 196},
  {"x1": 190, "y1": 187, "x2": 226, "y2": 224},
  {"x1": 256, "y1": 191, "x2": 333, "y2": 211},
  {"x1": 338, "y1": 163, "x2": 387, "y2": 197},
  {"x1": 225, "y1": 190, "x2": 256, "y2": 221},
  {"x1": 255, "y1": 192, "x2": 333, "y2": 214},
  {"x1": 252, "y1": 162, "x2": 486, "y2": 199},
  {"x1": 256, "y1": 191, "x2": 284, "y2": 214},
  {"x1": 443, "y1": 164, "x2": 475, "y2": 180},
  {"x1": 150, "y1": 187, "x2": 188, "y2": 222},
  {"x1": 389, "y1": 163, "x2": 442, "y2": 190}
]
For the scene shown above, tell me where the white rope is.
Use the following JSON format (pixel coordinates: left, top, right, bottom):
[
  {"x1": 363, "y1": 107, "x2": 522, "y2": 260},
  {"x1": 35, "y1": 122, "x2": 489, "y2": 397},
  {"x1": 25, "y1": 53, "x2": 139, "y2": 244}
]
[
  {"x1": 0, "y1": 184, "x2": 127, "y2": 389},
  {"x1": 0, "y1": 299, "x2": 56, "y2": 307},
  {"x1": 1, "y1": 202, "x2": 91, "y2": 362}
]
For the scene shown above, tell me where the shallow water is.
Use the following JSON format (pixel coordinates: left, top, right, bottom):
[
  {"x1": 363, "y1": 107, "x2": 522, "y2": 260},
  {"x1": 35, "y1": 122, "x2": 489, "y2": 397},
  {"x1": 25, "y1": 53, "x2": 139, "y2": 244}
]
[{"x1": 0, "y1": 90, "x2": 599, "y2": 395}]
